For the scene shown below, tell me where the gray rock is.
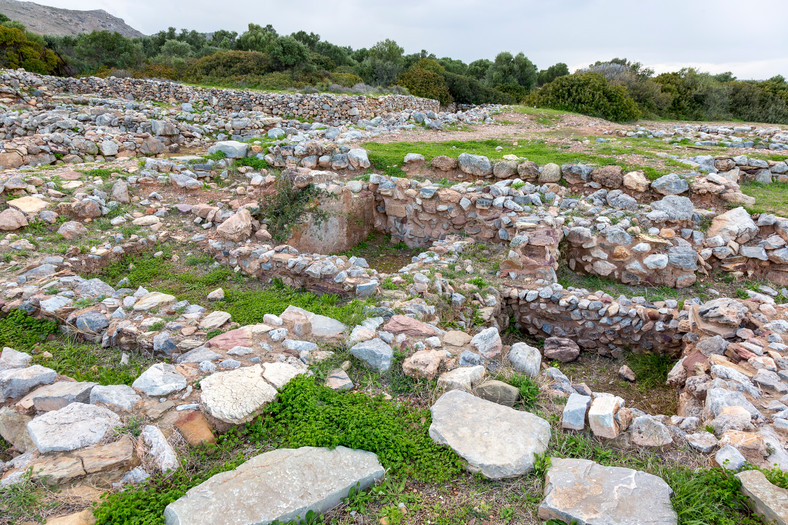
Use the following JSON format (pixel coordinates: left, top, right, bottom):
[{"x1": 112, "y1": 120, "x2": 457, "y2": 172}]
[
  {"x1": 0, "y1": 365, "x2": 56, "y2": 402},
  {"x1": 705, "y1": 388, "x2": 761, "y2": 419},
  {"x1": 25, "y1": 381, "x2": 96, "y2": 412},
  {"x1": 350, "y1": 338, "x2": 393, "y2": 371},
  {"x1": 164, "y1": 447, "x2": 384, "y2": 525},
  {"x1": 26, "y1": 402, "x2": 120, "y2": 453},
  {"x1": 629, "y1": 416, "x2": 673, "y2": 447},
  {"x1": 650, "y1": 195, "x2": 694, "y2": 221},
  {"x1": 716, "y1": 444, "x2": 747, "y2": 471},
  {"x1": 142, "y1": 425, "x2": 178, "y2": 473},
  {"x1": 458, "y1": 153, "x2": 492, "y2": 177},
  {"x1": 538, "y1": 458, "x2": 677, "y2": 524},
  {"x1": 735, "y1": 469, "x2": 788, "y2": 525},
  {"x1": 562, "y1": 393, "x2": 591, "y2": 431},
  {"x1": 651, "y1": 173, "x2": 689, "y2": 195},
  {"x1": 475, "y1": 380, "x2": 520, "y2": 407},
  {"x1": 0, "y1": 347, "x2": 31, "y2": 371},
  {"x1": 199, "y1": 364, "x2": 276, "y2": 424},
  {"x1": 132, "y1": 363, "x2": 187, "y2": 396},
  {"x1": 508, "y1": 342, "x2": 541, "y2": 377},
  {"x1": 177, "y1": 346, "x2": 222, "y2": 364},
  {"x1": 90, "y1": 384, "x2": 140, "y2": 411},
  {"x1": 75, "y1": 278, "x2": 114, "y2": 299},
  {"x1": 75, "y1": 311, "x2": 109, "y2": 334},
  {"x1": 470, "y1": 327, "x2": 502, "y2": 359},
  {"x1": 208, "y1": 141, "x2": 247, "y2": 159},
  {"x1": 428, "y1": 390, "x2": 550, "y2": 479},
  {"x1": 170, "y1": 172, "x2": 202, "y2": 189},
  {"x1": 687, "y1": 431, "x2": 718, "y2": 453}
]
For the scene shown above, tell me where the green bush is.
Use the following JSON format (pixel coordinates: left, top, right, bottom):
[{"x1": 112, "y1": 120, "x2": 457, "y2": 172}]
[
  {"x1": 189, "y1": 49, "x2": 271, "y2": 79},
  {"x1": 0, "y1": 309, "x2": 57, "y2": 349},
  {"x1": 330, "y1": 71, "x2": 363, "y2": 88},
  {"x1": 536, "y1": 72, "x2": 641, "y2": 122},
  {"x1": 397, "y1": 66, "x2": 453, "y2": 106},
  {"x1": 0, "y1": 25, "x2": 61, "y2": 74},
  {"x1": 443, "y1": 71, "x2": 514, "y2": 105}
]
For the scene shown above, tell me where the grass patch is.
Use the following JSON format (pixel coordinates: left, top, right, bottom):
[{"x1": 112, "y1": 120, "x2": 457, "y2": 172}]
[
  {"x1": 625, "y1": 352, "x2": 675, "y2": 390},
  {"x1": 741, "y1": 181, "x2": 788, "y2": 215},
  {"x1": 257, "y1": 178, "x2": 328, "y2": 243},
  {"x1": 0, "y1": 309, "x2": 57, "y2": 348},
  {"x1": 31, "y1": 338, "x2": 157, "y2": 386},
  {"x1": 493, "y1": 371, "x2": 540, "y2": 410},
  {"x1": 0, "y1": 469, "x2": 60, "y2": 524},
  {"x1": 96, "y1": 250, "x2": 370, "y2": 327}
]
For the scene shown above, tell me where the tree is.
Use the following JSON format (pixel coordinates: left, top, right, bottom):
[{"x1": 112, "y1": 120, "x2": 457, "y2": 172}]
[
  {"x1": 69, "y1": 31, "x2": 144, "y2": 74},
  {"x1": 291, "y1": 30, "x2": 320, "y2": 50},
  {"x1": 0, "y1": 25, "x2": 60, "y2": 74},
  {"x1": 360, "y1": 39, "x2": 404, "y2": 86},
  {"x1": 485, "y1": 52, "x2": 537, "y2": 91},
  {"x1": 236, "y1": 23, "x2": 278, "y2": 54},
  {"x1": 211, "y1": 30, "x2": 237, "y2": 50},
  {"x1": 397, "y1": 64, "x2": 452, "y2": 106},
  {"x1": 269, "y1": 35, "x2": 311, "y2": 72},
  {"x1": 160, "y1": 39, "x2": 192, "y2": 57},
  {"x1": 537, "y1": 62, "x2": 569, "y2": 86},
  {"x1": 467, "y1": 59, "x2": 491, "y2": 80}
]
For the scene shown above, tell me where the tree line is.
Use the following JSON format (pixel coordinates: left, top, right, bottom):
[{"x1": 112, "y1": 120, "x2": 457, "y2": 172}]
[{"x1": 1, "y1": 16, "x2": 787, "y2": 124}]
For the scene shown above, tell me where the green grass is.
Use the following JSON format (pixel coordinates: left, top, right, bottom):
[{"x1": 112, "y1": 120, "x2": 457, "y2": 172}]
[
  {"x1": 31, "y1": 339, "x2": 158, "y2": 385},
  {"x1": 363, "y1": 139, "x2": 671, "y2": 180},
  {"x1": 96, "y1": 249, "x2": 371, "y2": 327},
  {"x1": 493, "y1": 371, "x2": 540, "y2": 410},
  {"x1": 0, "y1": 309, "x2": 57, "y2": 348},
  {"x1": 0, "y1": 469, "x2": 60, "y2": 524},
  {"x1": 741, "y1": 181, "x2": 788, "y2": 215},
  {"x1": 625, "y1": 352, "x2": 675, "y2": 390}
]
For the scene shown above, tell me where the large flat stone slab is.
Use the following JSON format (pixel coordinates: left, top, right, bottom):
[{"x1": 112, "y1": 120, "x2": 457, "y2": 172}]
[
  {"x1": 163, "y1": 446, "x2": 384, "y2": 525},
  {"x1": 428, "y1": 390, "x2": 550, "y2": 479},
  {"x1": 538, "y1": 458, "x2": 677, "y2": 524},
  {"x1": 199, "y1": 364, "x2": 277, "y2": 424},
  {"x1": 736, "y1": 469, "x2": 788, "y2": 525},
  {"x1": 26, "y1": 402, "x2": 121, "y2": 453}
]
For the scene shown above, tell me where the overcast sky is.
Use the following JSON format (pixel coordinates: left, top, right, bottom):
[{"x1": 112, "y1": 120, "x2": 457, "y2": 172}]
[{"x1": 32, "y1": 0, "x2": 788, "y2": 80}]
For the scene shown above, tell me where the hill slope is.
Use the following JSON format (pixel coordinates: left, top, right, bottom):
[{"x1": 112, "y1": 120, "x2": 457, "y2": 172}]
[{"x1": 0, "y1": 0, "x2": 143, "y2": 37}]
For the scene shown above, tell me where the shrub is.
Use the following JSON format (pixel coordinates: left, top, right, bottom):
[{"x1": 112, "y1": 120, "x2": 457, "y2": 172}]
[
  {"x1": 189, "y1": 50, "x2": 271, "y2": 79},
  {"x1": 397, "y1": 66, "x2": 453, "y2": 106},
  {"x1": 536, "y1": 72, "x2": 641, "y2": 122},
  {"x1": 0, "y1": 25, "x2": 61, "y2": 74},
  {"x1": 330, "y1": 71, "x2": 363, "y2": 88},
  {"x1": 0, "y1": 309, "x2": 57, "y2": 349},
  {"x1": 443, "y1": 71, "x2": 514, "y2": 105}
]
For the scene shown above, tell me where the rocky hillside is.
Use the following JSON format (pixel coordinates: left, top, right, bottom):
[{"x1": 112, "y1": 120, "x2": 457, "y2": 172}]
[{"x1": 0, "y1": 0, "x2": 142, "y2": 37}]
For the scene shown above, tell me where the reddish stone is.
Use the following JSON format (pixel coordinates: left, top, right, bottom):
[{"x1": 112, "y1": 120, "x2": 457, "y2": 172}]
[{"x1": 382, "y1": 315, "x2": 438, "y2": 337}]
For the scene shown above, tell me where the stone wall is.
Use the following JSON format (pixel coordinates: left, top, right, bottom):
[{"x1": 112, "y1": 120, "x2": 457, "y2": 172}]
[{"x1": 5, "y1": 70, "x2": 440, "y2": 125}]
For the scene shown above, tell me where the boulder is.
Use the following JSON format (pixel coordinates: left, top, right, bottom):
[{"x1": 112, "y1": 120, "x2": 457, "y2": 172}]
[
  {"x1": 0, "y1": 365, "x2": 56, "y2": 402},
  {"x1": 90, "y1": 384, "x2": 140, "y2": 411},
  {"x1": 458, "y1": 153, "x2": 492, "y2": 177},
  {"x1": 0, "y1": 207, "x2": 28, "y2": 231},
  {"x1": 57, "y1": 220, "x2": 88, "y2": 240},
  {"x1": 475, "y1": 380, "x2": 519, "y2": 407},
  {"x1": 736, "y1": 469, "x2": 788, "y2": 525},
  {"x1": 402, "y1": 350, "x2": 445, "y2": 380},
  {"x1": 591, "y1": 165, "x2": 624, "y2": 188},
  {"x1": 538, "y1": 458, "x2": 677, "y2": 524},
  {"x1": 470, "y1": 327, "x2": 502, "y2": 359},
  {"x1": 208, "y1": 141, "x2": 247, "y2": 159},
  {"x1": 651, "y1": 173, "x2": 689, "y2": 195},
  {"x1": 707, "y1": 207, "x2": 758, "y2": 244},
  {"x1": 350, "y1": 338, "x2": 393, "y2": 372},
  {"x1": 428, "y1": 390, "x2": 550, "y2": 479},
  {"x1": 163, "y1": 447, "x2": 384, "y2": 525},
  {"x1": 588, "y1": 394, "x2": 623, "y2": 439},
  {"x1": 437, "y1": 366, "x2": 486, "y2": 392},
  {"x1": 26, "y1": 403, "x2": 121, "y2": 453},
  {"x1": 508, "y1": 342, "x2": 541, "y2": 377},
  {"x1": 623, "y1": 170, "x2": 649, "y2": 192},
  {"x1": 382, "y1": 315, "x2": 437, "y2": 337},
  {"x1": 539, "y1": 163, "x2": 561, "y2": 183},
  {"x1": 216, "y1": 208, "x2": 252, "y2": 242},
  {"x1": 0, "y1": 347, "x2": 31, "y2": 371},
  {"x1": 543, "y1": 337, "x2": 580, "y2": 363},
  {"x1": 20, "y1": 381, "x2": 96, "y2": 412},
  {"x1": 199, "y1": 364, "x2": 277, "y2": 424},
  {"x1": 562, "y1": 393, "x2": 591, "y2": 431},
  {"x1": 132, "y1": 363, "x2": 187, "y2": 396},
  {"x1": 629, "y1": 416, "x2": 673, "y2": 447}
]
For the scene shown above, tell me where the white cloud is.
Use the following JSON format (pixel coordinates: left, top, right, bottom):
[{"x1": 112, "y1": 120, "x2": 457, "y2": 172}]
[{"x1": 29, "y1": 0, "x2": 788, "y2": 79}]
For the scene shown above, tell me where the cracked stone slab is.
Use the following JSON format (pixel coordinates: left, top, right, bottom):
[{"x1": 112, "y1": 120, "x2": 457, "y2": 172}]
[
  {"x1": 26, "y1": 402, "x2": 121, "y2": 453},
  {"x1": 538, "y1": 458, "x2": 677, "y2": 524},
  {"x1": 164, "y1": 446, "x2": 384, "y2": 525},
  {"x1": 199, "y1": 364, "x2": 277, "y2": 424},
  {"x1": 428, "y1": 389, "x2": 550, "y2": 479}
]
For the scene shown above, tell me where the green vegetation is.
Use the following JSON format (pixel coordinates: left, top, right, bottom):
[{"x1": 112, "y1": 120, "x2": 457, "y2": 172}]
[
  {"x1": 0, "y1": 309, "x2": 57, "y2": 348},
  {"x1": 96, "y1": 248, "x2": 370, "y2": 326},
  {"x1": 93, "y1": 375, "x2": 462, "y2": 524},
  {"x1": 493, "y1": 371, "x2": 540, "y2": 410},
  {"x1": 625, "y1": 351, "x2": 675, "y2": 390},
  {"x1": 0, "y1": 469, "x2": 59, "y2": 524},
  {"x1": 32, "y1": 339, "x2": 157, "y2": 385},
  {"x1": 740, "y1": 181, "x2": 788, "y2": 215},
  {"x1": 0, "y1": 16, "x2": 61, "y2": 74},
  {"x1": 533, "y1": 72, "x2": 641, "y2": 123},
  {"x1": 256, "y1": 178, "x2": 327, "y2": 243}
]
